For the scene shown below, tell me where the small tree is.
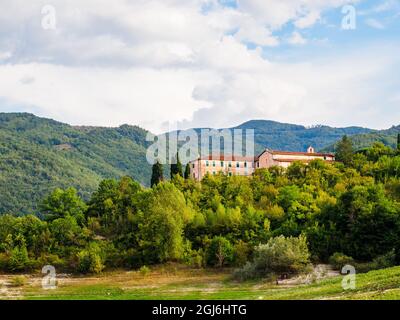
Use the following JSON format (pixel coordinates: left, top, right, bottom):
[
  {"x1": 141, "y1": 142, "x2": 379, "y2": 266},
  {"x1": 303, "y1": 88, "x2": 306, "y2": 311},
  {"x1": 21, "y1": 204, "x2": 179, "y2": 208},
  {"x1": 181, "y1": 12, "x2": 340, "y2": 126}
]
[
  {"x1": 151, "y1": 160, "x2": 164, "y2": 187},
  {"x1": 77, "y1": 243, "x2": 105, "y2": 274},
  {"x1": 170, "y1": 153, "x2": 183, "y2": 178},
  {"x1": 397, "y1": 133, "x2": 400, "y2": 152},
  {"x1": 40, "y1": 188, "x2": 87, "y2": 225},
  {"x1": 184, "y1": 163, "x2": 191, "y2": 179},
  {"x1": 9, "y1": 246, "x2": 30, "y2": 272},
  {"x1": 206, "y1": 236, "x2": 234, "y2": 268},
  {"x1": 335, "y1": 135, "x2": 354, "y2": 165}
]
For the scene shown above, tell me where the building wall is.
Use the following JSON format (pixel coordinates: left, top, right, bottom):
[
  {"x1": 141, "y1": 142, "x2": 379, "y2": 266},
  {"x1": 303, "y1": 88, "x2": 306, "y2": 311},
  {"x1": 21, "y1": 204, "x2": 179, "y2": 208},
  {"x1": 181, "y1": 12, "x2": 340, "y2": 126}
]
[
  {"x1": 190, "y1": 149, "x2": 335, "y2": 181},
  {"x1": 256, "y1": 151, "x2": 335, "y2": 170},
  {"x1": 190, "y1": 159, "x2": 254, "y2": 180}
]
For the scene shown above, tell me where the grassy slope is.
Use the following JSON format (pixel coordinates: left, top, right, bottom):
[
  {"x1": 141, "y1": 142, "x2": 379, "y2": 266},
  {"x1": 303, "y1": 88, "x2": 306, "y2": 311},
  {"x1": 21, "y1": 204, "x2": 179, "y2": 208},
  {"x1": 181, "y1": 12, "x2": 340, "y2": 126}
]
[{"x1": 12, "y1": 265, "x2": 400, "y2": 300}]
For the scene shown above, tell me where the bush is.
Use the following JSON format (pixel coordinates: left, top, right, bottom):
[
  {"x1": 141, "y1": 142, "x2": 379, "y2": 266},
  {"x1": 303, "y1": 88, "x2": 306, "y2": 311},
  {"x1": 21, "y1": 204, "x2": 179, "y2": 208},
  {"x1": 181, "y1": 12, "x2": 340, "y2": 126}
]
[
  {"x1": 233, "y1": 262, "x2": 257, "y2": 281},
  {"x1": 183, "y1": 245, "x2": 204, "y2": 268},
  {"x1": 206, "y1": 236, "x2": 234, "y2": 268},
  {"x1": 36, "y1": 253, "x2": 65, "y2": 270},
  {"x1": 233, "y1": 241, "x2": 251, "y2": 267},
  {"x1": 77, "y1": 243, "x2": 105, "y2": 274},
  {"x1": 329, "y1": 252, "x2": 355, "y2": 270},
  {"x1": 234, "y1": 235, "x2": 311, "y2": 280},
  {"x1": 372, "y1": 249, "x2": 396, "y2": 269},
  {"x1": 139, "y1": 265, "x2": 150, "y2": 276},
  {"x1": 355, "y1": 249, "x2": 396, "y2": 273},
  {"x1": 0, "y1": 253, "x2": 9, "y2": 271},
  {"x1": 8, "y1": 246, "x2": 31, "y2": 272},
  {"x1": 10, "y1": 276, "x2": 27, "y2": 287}
]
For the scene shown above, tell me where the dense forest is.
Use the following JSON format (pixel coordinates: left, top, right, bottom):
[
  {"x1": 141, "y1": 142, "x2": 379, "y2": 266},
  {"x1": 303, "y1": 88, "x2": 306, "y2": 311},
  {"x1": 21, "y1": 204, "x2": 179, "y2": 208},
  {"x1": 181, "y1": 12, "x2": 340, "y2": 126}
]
[
  {"x1": 0, "y1": 112, "x2": 393, "y2": 215},
  {"x1": 0, "y1": 113, "x2": 151, "y2": 214},
  {"x1": 1, "y1": 136, "x2": 400, "y2": 279}
]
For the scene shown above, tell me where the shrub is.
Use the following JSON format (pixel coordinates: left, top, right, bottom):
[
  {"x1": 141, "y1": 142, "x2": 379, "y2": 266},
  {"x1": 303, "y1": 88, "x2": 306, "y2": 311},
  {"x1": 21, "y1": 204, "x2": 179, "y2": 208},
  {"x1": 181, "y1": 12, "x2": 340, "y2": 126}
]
[
  {"x1": 233, "y1": 241, "x2": 251, "y2": 267},
  {"x1": 10, "y1": 276, "x2": 27, "y2": 287},
  {"x1": 234, "y1": 235, "x2": 311, "y2": 280},
  {"x1": 183, "y1": 245, "x2": 204, "y2": 268},
  {"x1": 329, "y1": 252, "x2": 354, "y2": 270},
  {"x1": 77, "y1": 243, "x2": 105, "y2": 274},
  {"x1": 233, "y1": 262, "x2": 257, "y2": 281},
  {"x1": 8, "y1": 246, "x2": 31, "y2": 272},
  {"x1": 0, "y1": 253, "x2": 9, "y2": 271},
  {"x1": 206, "y1": 236, "x2": 234, "y2": 268},
  {"x1": 36, "y1": 253, "x2": 65, "y2": 270},
  {"x1": 139, "y1": 265, "x2": 150, "y2": 276},
  {"x1": 372, "y1": 249, "x2": 396, "y2": 269},
  {"x1": 355, "y1": 249, "x2": 396, "y2": 273}
]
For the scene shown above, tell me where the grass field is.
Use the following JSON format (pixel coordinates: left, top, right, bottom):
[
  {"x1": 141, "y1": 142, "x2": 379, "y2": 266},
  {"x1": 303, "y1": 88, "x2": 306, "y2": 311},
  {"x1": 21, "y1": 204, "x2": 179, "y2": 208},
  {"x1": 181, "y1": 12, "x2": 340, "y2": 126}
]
[{"x1": 2, "y1": 264, "x2": 400, "y2": 300}]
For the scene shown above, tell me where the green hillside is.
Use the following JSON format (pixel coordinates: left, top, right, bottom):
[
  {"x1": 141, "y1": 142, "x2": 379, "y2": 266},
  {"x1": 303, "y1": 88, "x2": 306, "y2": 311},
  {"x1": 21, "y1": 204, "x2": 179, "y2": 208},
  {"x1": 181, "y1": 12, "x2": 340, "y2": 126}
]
[
  {"x1": 235, "y1": 120, "x2": 373, "y2": 154},
  {"x1": 0, "y1": 113, "x2": 151, "y2": 214},
  {"x1": 323, "y1": 125, "x2": 400, "y2": 152},
  {"x1": 0, "y1": 113, "x2": 395, "y2": 214}
]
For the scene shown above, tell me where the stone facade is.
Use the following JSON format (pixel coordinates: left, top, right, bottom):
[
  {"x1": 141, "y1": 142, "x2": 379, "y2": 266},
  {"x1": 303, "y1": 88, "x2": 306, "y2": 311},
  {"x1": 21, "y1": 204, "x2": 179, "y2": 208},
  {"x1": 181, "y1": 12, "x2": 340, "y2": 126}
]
[
  {"x1": 190, "y1": 156, "x2": 255, "y2": 181},
  {"x1": 189, "y1": 147, "x2": 335, "y2": 181},
  {"x1": 255, "y1": 147, "x2": 335, "y2": 169}
]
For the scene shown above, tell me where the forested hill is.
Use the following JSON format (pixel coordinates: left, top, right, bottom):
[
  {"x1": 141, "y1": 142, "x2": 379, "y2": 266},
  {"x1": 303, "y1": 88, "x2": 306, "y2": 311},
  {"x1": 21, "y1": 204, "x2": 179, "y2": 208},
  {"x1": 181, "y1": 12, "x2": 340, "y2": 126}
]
[
  {"x1": 0, "y1": 113, "x2": 151, "y2": 214},
  {"x1": 323, "y1": 125, "x2": 400, "y2": 152},
  {"x1": 235, "y1": 120, "x2": 373, "y2": 154},
  {"x1": 0, "y1": 112, "x2": 393, "y2": 215}
]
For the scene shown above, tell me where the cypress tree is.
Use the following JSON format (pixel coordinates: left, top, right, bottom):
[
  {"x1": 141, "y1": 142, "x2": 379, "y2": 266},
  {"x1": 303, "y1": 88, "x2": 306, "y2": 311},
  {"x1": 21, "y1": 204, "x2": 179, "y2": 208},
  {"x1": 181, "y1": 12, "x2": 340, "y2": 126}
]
[
  {"x1": 184, "y1": 163, "x2": 191, "y2": 179},
  {"x1": 170, "y1": 153, "x2": 183, "y2": 178},
  {"x1": 151, "y1": 160, "x2": 164, "y2": 187},
  {"x1": 397, "y1": 133, "x2": 400, "y2": 152},
  {"x1": 335, "y1": 135, "x2": 354, "y2": 165}
]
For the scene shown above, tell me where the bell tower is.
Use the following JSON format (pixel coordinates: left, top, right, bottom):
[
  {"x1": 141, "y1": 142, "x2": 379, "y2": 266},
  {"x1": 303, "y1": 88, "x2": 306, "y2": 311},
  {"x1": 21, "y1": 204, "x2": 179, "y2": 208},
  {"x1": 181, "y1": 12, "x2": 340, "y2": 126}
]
[{"x1": 307, "y1": 146, "x2": 315, "y2": 154}]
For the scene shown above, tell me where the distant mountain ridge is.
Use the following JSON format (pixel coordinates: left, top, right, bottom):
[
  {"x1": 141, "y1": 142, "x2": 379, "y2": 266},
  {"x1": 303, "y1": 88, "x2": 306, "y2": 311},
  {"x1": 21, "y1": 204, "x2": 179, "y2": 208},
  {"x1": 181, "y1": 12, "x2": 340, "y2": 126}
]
[
  {"x1": 322, "y1": 125, "x2": 400, "y2": 152},
  {"x1": 234, "y1": 120, "x2": 374, "y2": 154},
  {"x1": 0, "y1": 112, "x2": 397, "y2": 214}
]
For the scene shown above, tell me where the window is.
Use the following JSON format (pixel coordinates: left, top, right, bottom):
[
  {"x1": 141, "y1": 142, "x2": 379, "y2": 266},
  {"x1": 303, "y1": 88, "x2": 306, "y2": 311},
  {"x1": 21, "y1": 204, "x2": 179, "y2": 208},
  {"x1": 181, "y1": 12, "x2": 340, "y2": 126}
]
[
  {"x1": 228, "y1": 172, "x2": 232, "y2": 177},
  {"x1": 206, "y1": 161, "x2": 209, "y2": 167},
  {"x1": 221, "y1": 161, "x2": 224, "y2": 167},
  {"x1": 244, "y1": 162, "x2": 247, "y2": 168},
  {"x1": 236, "y1": 162, "x2": 240, "y2": 168},
  {"x1": 192, "y1": 164, "x2": 195, "y2": 169},
  {"x1": 213, "y1": 161, "x2": 216, "y2": 167},
  {"x1": 212, "y1": 171, "x2": 216, "y2": 175},
  {"x1": 228, "y1": 162, "x2": 232, "y2": 168}
]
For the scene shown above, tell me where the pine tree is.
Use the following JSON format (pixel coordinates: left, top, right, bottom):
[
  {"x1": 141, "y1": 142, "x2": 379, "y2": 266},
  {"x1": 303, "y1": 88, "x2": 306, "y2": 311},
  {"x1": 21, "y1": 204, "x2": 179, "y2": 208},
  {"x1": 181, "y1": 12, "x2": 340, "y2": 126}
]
[
  {"x1": 151, "y1": 160, "x2": 164, "y2": 187},
  {"x1": 397, "y1": 133, "x2": 400, "y2": 152},
  {"x1": 184, "y1": 163, "x2": 191, "y2": 179},
  {"x1": 335, "y1": 135, "x2": 354, "y2": 165},
  {"x1": 170, "y1": 153, "x2": 183, "y2": 178}
]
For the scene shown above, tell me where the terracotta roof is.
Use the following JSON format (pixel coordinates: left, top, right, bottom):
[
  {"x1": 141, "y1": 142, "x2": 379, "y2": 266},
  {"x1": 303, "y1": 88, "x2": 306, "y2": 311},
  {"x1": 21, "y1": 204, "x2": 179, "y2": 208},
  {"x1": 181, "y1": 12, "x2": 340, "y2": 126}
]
[
  {"x1": 273, "y1": 158, "x2": 335, "y2": 163},
  {"x1": 197, "y1": 155, "x2": 254, "y2": 161},
  {"x1": 256, "y1": 149, "x2": 334, "y2": 159},
  {"x1": 271, "y1": 150, "x2": 334, "y2": 157}
]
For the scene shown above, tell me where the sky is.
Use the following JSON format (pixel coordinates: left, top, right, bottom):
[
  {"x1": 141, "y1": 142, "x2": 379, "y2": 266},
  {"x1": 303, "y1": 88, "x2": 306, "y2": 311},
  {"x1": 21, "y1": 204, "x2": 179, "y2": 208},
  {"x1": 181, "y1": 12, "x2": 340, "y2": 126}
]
[{"x1": 0, "y1": 0, "x2": 399, "y2": 133}]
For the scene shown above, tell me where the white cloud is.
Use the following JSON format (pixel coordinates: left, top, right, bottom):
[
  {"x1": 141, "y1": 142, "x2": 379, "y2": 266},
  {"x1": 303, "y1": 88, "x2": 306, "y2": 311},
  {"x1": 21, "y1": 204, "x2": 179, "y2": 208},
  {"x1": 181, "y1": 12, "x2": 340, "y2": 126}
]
[
  {"x1": 237, "y1": 0, "x2": 358, "y2": 29},
  {"x1": 365, "y1": 18, "x2": 386, "y2": 29},
  {"x1": 0, "y1": 0, "x2": 398, "y2": 134},
  {"x1": 0, "y1": 51, "x2": 12, "y2": 60},
  {"x1": 359, "y1": 0, "x2": 400, "y2": 15},
  {"x1": 288, "y1": 31, "x2": 308, "y2": 45}
]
